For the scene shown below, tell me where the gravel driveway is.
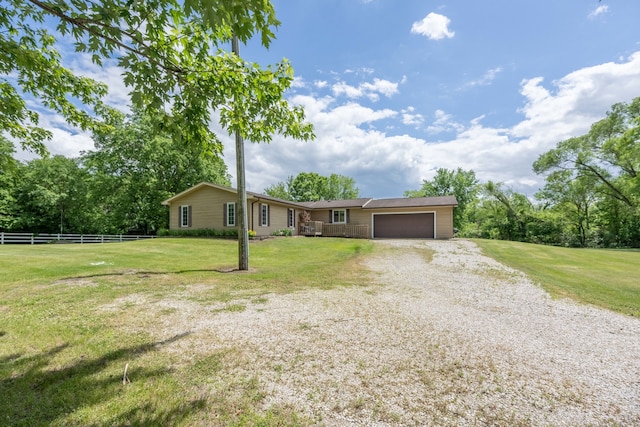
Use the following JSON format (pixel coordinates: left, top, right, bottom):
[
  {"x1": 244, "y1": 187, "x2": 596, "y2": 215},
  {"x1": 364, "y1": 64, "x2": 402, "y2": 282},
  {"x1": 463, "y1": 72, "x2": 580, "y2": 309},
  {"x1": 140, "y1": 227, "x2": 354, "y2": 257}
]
[{"x1": 156, "y1": 239, "x2": 640, "y2": 426}]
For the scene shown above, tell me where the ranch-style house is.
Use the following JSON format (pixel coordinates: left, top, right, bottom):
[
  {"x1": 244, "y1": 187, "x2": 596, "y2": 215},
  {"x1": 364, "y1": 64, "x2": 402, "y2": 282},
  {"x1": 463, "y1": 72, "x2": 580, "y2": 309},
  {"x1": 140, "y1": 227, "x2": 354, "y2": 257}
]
[{"x1": 162, "y1": 182, "x2": 458, "y2": 239}]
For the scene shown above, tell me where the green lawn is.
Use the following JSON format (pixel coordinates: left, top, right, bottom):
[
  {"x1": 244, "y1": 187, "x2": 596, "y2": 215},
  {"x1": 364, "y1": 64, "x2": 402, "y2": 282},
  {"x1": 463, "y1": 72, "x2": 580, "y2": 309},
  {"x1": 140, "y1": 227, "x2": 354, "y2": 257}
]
[
  {"x1": 0, "y1": 237, "x2": 373, "y2": 427},
  {"x1": 3, "y1": 237, "x2": 639, "y2": 425},
  {"x1": 473, "y1": 239, "x2": 640, "y2": 317}
]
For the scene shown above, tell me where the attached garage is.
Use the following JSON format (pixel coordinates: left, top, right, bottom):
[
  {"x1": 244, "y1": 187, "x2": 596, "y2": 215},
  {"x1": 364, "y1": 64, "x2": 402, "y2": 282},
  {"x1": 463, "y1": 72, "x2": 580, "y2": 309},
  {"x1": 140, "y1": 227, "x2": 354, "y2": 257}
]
[{"x1": 373, "y1": 212, "x2": 435, "y2": 238}]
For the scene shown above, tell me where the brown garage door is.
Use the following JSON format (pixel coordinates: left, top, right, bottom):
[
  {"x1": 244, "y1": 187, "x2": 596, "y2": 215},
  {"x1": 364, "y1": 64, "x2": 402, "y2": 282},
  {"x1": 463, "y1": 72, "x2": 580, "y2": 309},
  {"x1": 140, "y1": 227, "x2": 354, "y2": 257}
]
[{"x1": 373, "y1": 213, "x2": 435, "y2": 238}]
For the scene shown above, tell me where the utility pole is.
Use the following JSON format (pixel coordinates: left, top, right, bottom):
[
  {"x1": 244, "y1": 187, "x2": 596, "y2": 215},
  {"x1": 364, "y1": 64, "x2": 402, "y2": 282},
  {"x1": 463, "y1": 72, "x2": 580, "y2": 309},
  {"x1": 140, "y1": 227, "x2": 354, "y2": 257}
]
[{"x1": 232, "y1": 35, "x2": 249, "y2": 270}]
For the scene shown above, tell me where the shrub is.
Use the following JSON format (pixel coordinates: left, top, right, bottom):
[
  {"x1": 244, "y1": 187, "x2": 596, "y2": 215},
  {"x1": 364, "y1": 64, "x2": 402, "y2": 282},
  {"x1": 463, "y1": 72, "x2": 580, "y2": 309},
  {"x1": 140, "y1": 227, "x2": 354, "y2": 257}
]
[
  {"x1": 156, "y1": 228, "x2": 238, "y2": 238},
  {"x1": 272, "y1": 228, "x2": 292, "y2": 237}
]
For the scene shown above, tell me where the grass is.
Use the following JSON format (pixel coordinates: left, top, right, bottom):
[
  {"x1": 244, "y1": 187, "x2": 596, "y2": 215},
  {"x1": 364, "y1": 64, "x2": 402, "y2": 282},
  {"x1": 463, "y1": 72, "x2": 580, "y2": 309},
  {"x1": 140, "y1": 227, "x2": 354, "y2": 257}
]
[
  {"x1": 472, "y1": 239, "x2": 640, "y2": 317},
  {"x1": 0, "y1": 237, "x2": 373, "y2": 426}
]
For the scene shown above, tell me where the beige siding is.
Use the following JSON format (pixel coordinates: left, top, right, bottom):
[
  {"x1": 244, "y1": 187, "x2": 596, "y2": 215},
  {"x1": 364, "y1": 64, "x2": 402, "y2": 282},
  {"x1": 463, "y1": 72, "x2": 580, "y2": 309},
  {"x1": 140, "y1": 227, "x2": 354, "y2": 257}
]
[
  {"x1": 434, "y1": 206, "x2": 455, "y2": 239},
  {"x1": 167, "y1": 189, "x2": 302, "y2": 236},
  {"x1": 168, "y1": 186, "x2": 237, "y2": 230},
  {"x1": 347, "y1": 208, "x2": 371, "y2": 225},
  {"x1": 250, "y1": 203, "x2": 300, "y2": 236}
]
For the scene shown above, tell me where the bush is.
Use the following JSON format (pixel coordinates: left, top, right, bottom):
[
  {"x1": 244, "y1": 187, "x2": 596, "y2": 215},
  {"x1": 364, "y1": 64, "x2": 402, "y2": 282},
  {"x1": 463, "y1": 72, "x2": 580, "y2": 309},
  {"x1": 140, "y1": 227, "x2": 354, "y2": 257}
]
[
  {"x1": 272, "y1": 228, "x2": 292, "y2": 237},
  {"x1": 157, "y1": 228, "x2": 238, "y2": 238}
]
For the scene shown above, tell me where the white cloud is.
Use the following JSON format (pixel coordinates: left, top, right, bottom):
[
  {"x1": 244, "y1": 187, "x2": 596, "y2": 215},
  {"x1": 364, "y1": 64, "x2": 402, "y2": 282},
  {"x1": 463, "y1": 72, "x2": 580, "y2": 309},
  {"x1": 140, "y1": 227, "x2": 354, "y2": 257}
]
[
  {"x1": 401, "y1": 106, "x2": 424, "y2": 127},
  {"x1": 33, "y1": 43, "x2": 640, "y2": 200},
  {"x1": 512, "y1": 51, "x2": 640, "y2": 147},
  {"x1": 426, "y1": 110, "x2": 464, "y2": 134},
  {"x1": 291, "y1": 76, "x2": 307, "y2": 88},
  {"x1": 588, "y1": 5, "x2": 609, "y2": 19},
  {"x1": 331, "y1": 78, "x2": 399, "y2": 101},
  {"x1": 332, "y1": 82, "x2": 363, "y2": 98},
  {"x1": 411, "y1": 13, "x2": 455, "y2": 40},
  {"x1": 460, "y1": 67, "x2": 503, "y2": 89},
  {"x1": 362, "y1": 78, "x2": 399, "y2": 97},
  {"x1": 228, "y1": 51, "x2": 640, "y2": 198},
  {"x1": 68, "y1": 54, "x2": 131, "y2": 111}
]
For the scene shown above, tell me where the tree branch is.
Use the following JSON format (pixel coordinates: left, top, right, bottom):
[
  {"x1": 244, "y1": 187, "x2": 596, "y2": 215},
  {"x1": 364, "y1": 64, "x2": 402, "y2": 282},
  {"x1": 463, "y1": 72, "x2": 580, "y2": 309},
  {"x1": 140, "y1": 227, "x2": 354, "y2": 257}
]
[{"x1": 27, "y1": 0, "x2": 187, "y2": 78}]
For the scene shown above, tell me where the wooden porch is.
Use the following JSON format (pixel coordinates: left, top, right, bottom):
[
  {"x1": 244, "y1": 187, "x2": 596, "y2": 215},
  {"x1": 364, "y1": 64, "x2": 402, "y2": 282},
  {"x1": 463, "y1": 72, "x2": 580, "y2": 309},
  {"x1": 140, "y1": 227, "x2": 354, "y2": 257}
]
[{"x1": 299, "y1": 221, "x2": 370, "y2": 239}]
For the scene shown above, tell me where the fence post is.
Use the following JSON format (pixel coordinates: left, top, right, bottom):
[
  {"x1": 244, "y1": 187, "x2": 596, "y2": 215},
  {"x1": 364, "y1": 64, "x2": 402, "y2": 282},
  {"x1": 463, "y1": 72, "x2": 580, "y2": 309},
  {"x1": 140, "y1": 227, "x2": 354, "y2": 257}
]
[
  {"x1": 120, "y1": 234, "x2": 123, "y2": 242},
  {"x1": 80, "y1": 234, "x2": 84, "y2": 244},
  {"x1": 31, "y1": 234, "x2": 34, "y2": 244},
  {"x1": 1, "y1": 232, "x2": 3, "y2": 245},
  {"x1": 101, "y1": 235, "x2": 104, "y2": 243}
]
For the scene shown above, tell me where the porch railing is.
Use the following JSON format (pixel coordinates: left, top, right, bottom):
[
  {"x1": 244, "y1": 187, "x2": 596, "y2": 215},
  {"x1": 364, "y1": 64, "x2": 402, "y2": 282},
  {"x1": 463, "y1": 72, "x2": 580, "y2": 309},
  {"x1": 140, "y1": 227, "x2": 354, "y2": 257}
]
[
  {"x1": 299, "y1": 222, "x2": 370, "y2": 239},
  {"x1": 299, "y1": 221, "x2": 323, "y2": 236}
]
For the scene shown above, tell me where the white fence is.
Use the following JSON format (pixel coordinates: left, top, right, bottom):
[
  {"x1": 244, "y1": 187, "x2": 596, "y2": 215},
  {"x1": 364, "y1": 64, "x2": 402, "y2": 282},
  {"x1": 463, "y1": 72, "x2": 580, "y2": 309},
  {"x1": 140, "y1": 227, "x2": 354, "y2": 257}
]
[{"x1": 0, "y1": 232, "x2": 156, "y2": 245}]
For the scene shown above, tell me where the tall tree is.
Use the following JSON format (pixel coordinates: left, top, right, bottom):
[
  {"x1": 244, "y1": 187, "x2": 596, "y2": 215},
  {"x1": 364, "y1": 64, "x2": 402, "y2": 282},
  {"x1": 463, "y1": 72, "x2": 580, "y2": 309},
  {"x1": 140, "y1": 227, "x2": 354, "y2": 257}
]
[
  {"x1": 263, "y1": 177, "x2": 294, "y2": 200},
  {"x1": 534, "y1": 97, "x2": 640, "y2": 247},
  {"x1": 289, "y1": 172, "x2": 328, "y2": 201},
  {"x1": 1, "y1": 0, "x2": 313, "y2": 157},
  {"x1": 12, "y1": 155, "x2": 96, "y2": 233},
  {"x1": 83, "y1": 111, "x2": 230, "y2": 234},
  {"x1": 405, "y1": 168, "x2": 478, "y2": 229},
  {"x1": 264, "y1": 172, "x2": 359, "y2": 202},
  {"x1": 535, "y1": 170, "x2": 598, "y2": 247},
  {"x1": 533, "y1": 98, "x2": 640, "y2": 209},
  {"x1": 469, "y1": 182, "x2": 533, "y2": 241},
  {"x1": 0, "y1": 136, "x2": 18, "y2": 230},
  {"x1": 2, "y1": 1, "x2": 315, "y2": 269},
  {"x1": 326, "y1": 173, "x2": 360, "y2": 200}
]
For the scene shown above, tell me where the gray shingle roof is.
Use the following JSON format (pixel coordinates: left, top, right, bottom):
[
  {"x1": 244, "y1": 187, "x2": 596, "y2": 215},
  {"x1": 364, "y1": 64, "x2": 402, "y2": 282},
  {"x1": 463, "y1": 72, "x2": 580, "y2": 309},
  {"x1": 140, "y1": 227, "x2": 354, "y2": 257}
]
[
  {"x1": 299, "y1": 198, "x2": 373, "y2": 209},
  {"x1": 363, "y1": 196, "x2": 458, "y2": 209},
  {"x1": 163, "y1": 182, "x2": 458, "y2": 210}
]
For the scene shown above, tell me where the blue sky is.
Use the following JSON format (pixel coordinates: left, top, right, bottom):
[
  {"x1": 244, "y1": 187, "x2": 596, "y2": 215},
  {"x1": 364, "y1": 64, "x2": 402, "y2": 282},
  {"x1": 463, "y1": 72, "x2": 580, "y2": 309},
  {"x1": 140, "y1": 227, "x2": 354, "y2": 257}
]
[{"x1": 22, "y1": 0, "x2": 640, "y2": 198}]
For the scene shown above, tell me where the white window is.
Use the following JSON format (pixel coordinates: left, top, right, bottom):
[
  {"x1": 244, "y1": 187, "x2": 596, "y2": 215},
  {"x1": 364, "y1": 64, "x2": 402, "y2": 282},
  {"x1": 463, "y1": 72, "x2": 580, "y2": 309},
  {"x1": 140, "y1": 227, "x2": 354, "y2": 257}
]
[
  {"x1": 225, "y1": 202, "x2": 236, "y2": 226},
  {"x1": 332, "y1": 209, "x2": 346, "y2": 224},
  {"x1": 260, "y1": 204, "x2": 269, "y2": 227},
  {"x1": 288, "y1": 209, "x2": 295, "y2": 228},
  {"x1": 180, "y1": 205, "x2": 190, "y2": 227}
]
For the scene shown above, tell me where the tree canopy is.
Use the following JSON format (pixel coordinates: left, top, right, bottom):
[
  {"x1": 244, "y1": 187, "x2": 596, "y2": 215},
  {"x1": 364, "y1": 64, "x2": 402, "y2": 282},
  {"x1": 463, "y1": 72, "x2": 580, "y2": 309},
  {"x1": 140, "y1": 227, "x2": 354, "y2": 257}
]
[
  {"x1": 83, "y1": 110, "x2": 230, "y2": 234},
  {"x1": 1, "y1": 0, "x2": 313, "y2": 160},
  {"x1": 533, "y1": 97, "x2": 640, "y2": 209},
  {"x1": 405, "y1": 167, "x2": 478, "y2": 229},
  {"x1": 533, "y1": 97, "x2": 640, "y2": 246},
  {"x1": 264, "y1": 172, "x2": 360, "y2": 202}
]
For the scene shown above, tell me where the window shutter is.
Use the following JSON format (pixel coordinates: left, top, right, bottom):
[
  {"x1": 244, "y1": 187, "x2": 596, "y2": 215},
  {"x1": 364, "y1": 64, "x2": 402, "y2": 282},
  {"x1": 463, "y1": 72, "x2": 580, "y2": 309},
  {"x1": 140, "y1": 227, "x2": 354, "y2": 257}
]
[
  {"x1": 177, "y1": 206, "x2": 181, "y2": 226},
  {"x1": 267, "y1": 205, "x2": 270, "y2": 226},
  {"x1": 188, "y1": 205, "x2": 192, "y2": 227},
  {"x1": 346, "y1": 209, "x2": 350, "y2": 224},
  {"x1": 224, "y1": 203, "x2": 228, "y2": 226},
  {"x1": 235, "y1": 204, "x2": 238, "y2": 225},
  {"x1": 329, "y1": 211, "x2": 332, "y2": 223}
]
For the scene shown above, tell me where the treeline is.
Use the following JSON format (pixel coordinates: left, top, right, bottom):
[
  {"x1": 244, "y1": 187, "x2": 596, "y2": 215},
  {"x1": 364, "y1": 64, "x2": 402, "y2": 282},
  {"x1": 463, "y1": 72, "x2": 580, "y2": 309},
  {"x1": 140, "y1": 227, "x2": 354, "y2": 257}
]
[
  {"x1": 407, "y1": 98, "x2": 640, "y2": 248},
  {"x1": 2, "y1": 98, "x2": 638, "y2": 247},
  {"x1": 264, "y1": 172, "x2": 359, "y2": 201},
  {"x1": 0, "y1": 112, "x2": 229, "y2": 235}
]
